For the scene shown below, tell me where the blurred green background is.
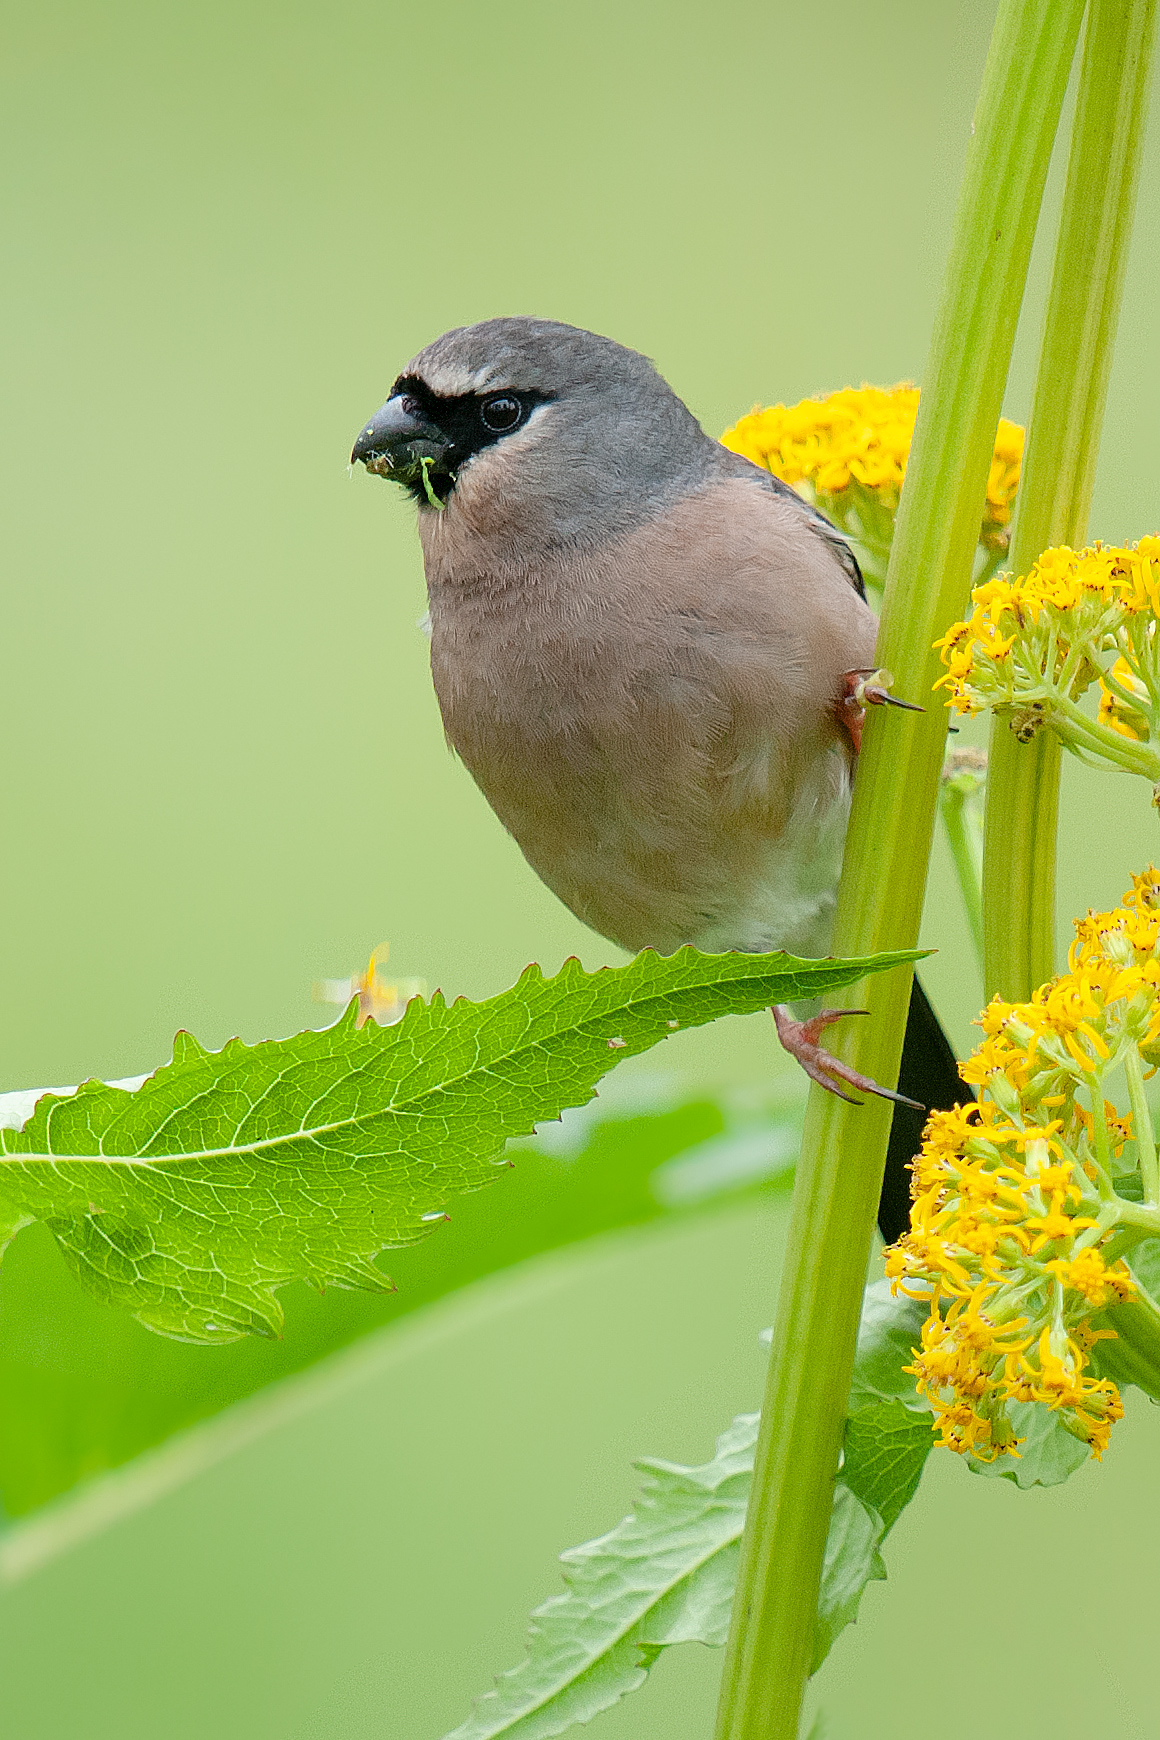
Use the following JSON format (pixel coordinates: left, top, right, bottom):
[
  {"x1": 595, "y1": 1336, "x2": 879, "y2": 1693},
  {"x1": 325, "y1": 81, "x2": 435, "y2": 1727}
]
[{"x1": 2, "y1": 0, "x2": 1160, "y2": 1734}]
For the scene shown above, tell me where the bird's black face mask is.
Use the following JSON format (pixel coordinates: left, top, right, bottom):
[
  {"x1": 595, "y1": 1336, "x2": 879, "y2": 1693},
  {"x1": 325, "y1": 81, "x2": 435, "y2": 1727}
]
[{"x1": 350, "y1": 376, "x2": 549, "y2": 507}]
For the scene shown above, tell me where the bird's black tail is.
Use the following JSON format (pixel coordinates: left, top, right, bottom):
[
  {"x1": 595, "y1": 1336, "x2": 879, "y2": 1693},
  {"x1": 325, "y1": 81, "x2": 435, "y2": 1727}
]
[{"x1": 877, "y1": 974, "x2": 971, "y2": 1245}]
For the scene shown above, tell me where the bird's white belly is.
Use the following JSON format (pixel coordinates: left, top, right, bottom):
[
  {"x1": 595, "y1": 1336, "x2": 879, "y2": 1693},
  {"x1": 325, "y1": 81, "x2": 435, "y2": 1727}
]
[
  {"x1": 513, "y1": 732, "x2": 855, "y2": 963},
  {"x1": 682, "y1": 750, "x2": 852, "y2": 958}
]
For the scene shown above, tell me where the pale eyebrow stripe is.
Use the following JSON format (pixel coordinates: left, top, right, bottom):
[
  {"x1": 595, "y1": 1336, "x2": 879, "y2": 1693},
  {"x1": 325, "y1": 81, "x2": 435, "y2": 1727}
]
[{"x1": 418, "y1": 361, "x2": 494, "y2": 396}]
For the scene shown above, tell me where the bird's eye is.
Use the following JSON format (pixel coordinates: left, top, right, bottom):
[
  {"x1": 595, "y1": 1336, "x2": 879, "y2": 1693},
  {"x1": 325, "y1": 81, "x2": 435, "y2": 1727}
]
[{"x1": 480, "y1": 394, "x2": 523, "y2": 433}]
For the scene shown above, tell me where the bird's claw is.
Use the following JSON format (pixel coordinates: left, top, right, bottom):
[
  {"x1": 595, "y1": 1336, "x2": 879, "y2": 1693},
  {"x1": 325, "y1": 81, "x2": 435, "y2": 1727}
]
[
  {"x1": 840, "y1": 667, "x2": 924, "y2": 754},
  {"x1": 772, "y1": 1004, "x2": 925, "y2": 1110}
]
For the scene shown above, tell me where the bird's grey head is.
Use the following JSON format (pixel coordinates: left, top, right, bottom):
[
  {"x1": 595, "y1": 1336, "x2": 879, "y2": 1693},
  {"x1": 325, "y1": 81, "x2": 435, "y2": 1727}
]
[{"x1": 350, "y1": 318, "x2": 717, "y2": 548}]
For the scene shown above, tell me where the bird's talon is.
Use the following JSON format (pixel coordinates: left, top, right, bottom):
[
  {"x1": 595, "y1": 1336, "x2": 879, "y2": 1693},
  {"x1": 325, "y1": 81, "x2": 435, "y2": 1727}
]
[
  {"x1": 843, "y1": 666, "x2": 924, "y2": 710},
  {"x1": 840, "y1": 669, "x2": 924, "y2": 754},
  {"x1": 773, "y1": 1004, "x2": 925, "y2": 1111}
]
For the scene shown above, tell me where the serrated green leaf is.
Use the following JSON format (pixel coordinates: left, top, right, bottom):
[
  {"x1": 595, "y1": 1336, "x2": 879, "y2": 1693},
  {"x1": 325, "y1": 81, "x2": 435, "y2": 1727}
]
[
  {"x1": 0, "y1": 1091, "x2": 800, "y2": 1518},
  {"x1": 444, "y1": 1413, "x2": 755, "y2": 1740},
  {"x1": 840, "y1": 1280, "x2": 934, "y2": 1533},
  {"x1": 0, "y1": 946, "x2": 918, "y2": 1344},
  {"x1": 445, "y1": 1413, "x2": 885, "y2": 1740},
  {"x1": 809, "y1": 1485, "x2": 886, "y2": 1673},
  {"x1": 443, "y1": 1278, "x2": 936, "y2": 1740},
  {"x1": 840, "y1": 1401, "x2": 930, "y2": 1533},
  {"x1": 846, "y1": 1279, "x2": 931, "y2": 1414}
]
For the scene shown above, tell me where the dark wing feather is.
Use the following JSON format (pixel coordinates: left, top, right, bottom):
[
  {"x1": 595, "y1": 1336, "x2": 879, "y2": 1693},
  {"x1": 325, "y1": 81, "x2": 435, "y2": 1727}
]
[{"x1": 877, "y1": 975, "x2": 973, "y2": 1244}]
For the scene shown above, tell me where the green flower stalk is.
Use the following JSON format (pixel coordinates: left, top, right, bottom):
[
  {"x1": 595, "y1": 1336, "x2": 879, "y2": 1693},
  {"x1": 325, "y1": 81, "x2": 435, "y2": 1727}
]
[
  {"x1": 981, "y1": 0, "x2": 1158, "y2": 1002},
  {"x1": 720, "y1": 398, "x2": 1015, "y2": 958},
  {"x1": 939, "y1": 747, "x2": 987, "y2": 974},
  {"x1": 713, "y1": 4, "x2": 1087, "y2": 1738}
]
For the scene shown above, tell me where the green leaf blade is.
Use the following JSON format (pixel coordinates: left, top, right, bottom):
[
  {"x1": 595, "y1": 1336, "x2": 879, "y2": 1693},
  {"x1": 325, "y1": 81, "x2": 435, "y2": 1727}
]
[
  {"x1": 840, "y1": 1403, "x2": 929, "y2": 1535},
  {"x1": 846, "y1": 1279, "x2": 931, "y2": 1415},
  {"x1": 0, "y1": 947, "x2": 920, "y2": 1342},
  {"x1": 443, "y1": 1281, "x2": 939, "y2": 1740},
  {"x1": 809, "y1": 1486, "x2": 886, "y2": 1673},
  {"x1": 443, "y1": 1414, "x2": 757, "y2": 1740}
]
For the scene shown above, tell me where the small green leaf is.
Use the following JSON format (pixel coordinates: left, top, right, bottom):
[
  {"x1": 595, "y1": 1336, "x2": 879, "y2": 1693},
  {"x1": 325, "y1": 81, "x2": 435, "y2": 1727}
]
[
  {"x1": 839, "y1": 1280, "x2": 934, "y2": 1535},
  {"x1": 846, "y1": 1279, "x2": 930, "y2": 1414},
  {"x1": 443, "y1": 1412, "x2": 756, "y2": 1740},
  {"x1": 965, "y1": 1401, "x2": 1089, "y2": 1488},
  {"x1": 443, "y1": 1278, "x2": 936, "y2": 1740},
  {"x1": 809, "y1": 1486, "x2": 886, "y2": 1673},
  {"x1": 0, "y1": 946, "x2": 918, "y2": 1343},
  {"x1": 840, "y1": 1401, "x2": 930, "y2": 1534}
]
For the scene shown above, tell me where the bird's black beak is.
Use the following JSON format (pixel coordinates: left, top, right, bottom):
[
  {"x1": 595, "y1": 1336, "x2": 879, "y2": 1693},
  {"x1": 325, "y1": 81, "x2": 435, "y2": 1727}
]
[
  {"x1": 351, "y1": 393, "x2": 453, "y2": 506},
  {"x1": 351, "y1": 393, "x2": 430, "y2": 466}
]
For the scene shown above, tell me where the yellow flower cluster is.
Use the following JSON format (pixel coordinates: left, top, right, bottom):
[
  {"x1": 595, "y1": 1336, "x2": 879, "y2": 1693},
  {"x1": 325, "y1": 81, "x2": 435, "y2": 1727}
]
[
  {"x1": 934, "y1": 540, "x2": 1160, "y2": 783},
  {"x1": 721, "y1": 385, "x2": 1023, "y2": 566},
  {"x1": 885, "y1": 870, "x2": 1160, "y2": 1463},
  {"x1": 722, "y1": 384, "x2": 920, "y2": 500}
]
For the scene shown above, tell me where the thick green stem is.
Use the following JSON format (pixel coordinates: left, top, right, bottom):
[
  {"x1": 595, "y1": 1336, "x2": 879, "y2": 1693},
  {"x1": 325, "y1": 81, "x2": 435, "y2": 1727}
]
[
  {"x1": 982, "y1": 733, "x2": 1061, "y2": 1003},
  {"x1": 983, "y1": 0, "x2": 1158, "y2": 1003},
  {"x1": 712, "y1": 6, "x2": 1085, "y2": 1738}
]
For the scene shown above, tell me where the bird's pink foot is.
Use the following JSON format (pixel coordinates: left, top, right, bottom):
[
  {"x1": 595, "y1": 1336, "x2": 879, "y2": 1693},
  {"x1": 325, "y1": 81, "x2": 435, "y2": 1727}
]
[
  {"x1": 772, "y1": 1004, "x2": 924, "y2": 1109},
  {"x1": 840, "y1": 667, "x2": 924, "y2": 755}
]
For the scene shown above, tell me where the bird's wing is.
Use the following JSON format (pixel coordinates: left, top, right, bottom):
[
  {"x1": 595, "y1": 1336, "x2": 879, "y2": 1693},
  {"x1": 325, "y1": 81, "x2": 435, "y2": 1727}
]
[{"x1": 714, "y1": 443, "x2": 866, "y2": 598}]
